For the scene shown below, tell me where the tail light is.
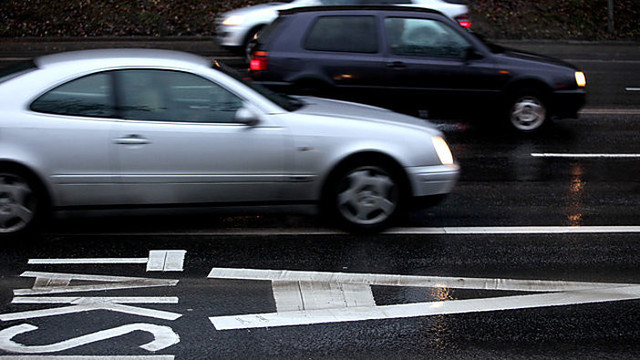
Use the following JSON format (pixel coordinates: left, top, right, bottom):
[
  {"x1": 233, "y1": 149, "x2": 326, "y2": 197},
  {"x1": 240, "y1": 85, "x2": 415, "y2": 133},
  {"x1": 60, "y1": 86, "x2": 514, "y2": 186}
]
[
  {"x1": 250, "y1": 51, "x2": 269, "y2": 71},
  {"x1": 455, "y1": 14, "x2": 472, "y2": 29}
]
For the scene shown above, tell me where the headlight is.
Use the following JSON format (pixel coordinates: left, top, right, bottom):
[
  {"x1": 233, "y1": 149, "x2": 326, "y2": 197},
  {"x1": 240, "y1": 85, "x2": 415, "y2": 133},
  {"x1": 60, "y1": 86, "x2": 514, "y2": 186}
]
[
  {"x1": 222, "y1": 15, "x2": 244, "y2": 26},
  {"x1": 432, "y1": 136, "x2": 454, "y2": 165},
  {"x1": 575, "y1": 71, "x2": 586, "y2": 87}
]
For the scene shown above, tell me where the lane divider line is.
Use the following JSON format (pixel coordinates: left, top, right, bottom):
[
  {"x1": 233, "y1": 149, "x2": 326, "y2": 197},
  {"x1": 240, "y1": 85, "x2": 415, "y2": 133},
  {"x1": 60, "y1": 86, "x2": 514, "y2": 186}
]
[{"x1": 531, "y1": 153, "x2": 640, "y2": 158}]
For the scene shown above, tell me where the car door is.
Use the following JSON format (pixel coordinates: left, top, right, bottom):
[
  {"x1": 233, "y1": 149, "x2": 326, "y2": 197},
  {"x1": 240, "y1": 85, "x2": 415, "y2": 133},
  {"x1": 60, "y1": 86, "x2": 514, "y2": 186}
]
[
  {"x1": 27, "y1": 71, "x2": 121, "y2": 206},
  {"x1": 112, "y1": 69, "x2": 287, "y2": 205},
  {"x1": 299, "y1": 14, "x2": 388, "y2": 102},
  {"x1": 382, "y1": 16, "x2": 499, "y2": 113}
]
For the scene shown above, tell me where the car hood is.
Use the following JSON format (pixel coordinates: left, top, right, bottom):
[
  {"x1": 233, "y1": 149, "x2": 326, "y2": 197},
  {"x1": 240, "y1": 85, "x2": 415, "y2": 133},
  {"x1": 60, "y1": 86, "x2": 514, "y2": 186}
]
[
  {"x1": 293, "y1": 96, "x2": 440, "y2": 135},
  {"x1": 499, "y1": 48, "x2": 579, "y2": 70}
]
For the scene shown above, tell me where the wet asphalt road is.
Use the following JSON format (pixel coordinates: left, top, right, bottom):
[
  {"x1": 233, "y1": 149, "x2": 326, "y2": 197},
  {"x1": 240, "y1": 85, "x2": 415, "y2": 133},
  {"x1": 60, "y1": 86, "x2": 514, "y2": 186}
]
[{"x1": 0, "y1": 39, "x2": 639, "y2": 359}]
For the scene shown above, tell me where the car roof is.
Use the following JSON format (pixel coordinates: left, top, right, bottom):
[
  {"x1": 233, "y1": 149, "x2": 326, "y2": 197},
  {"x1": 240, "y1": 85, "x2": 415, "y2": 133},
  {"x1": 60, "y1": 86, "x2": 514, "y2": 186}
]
[
  {"x1": 35, "y1": 48, "x2": 211, "y2": 70},
  {"x1": 279, "y1": 5, "x2": 444, "y2": 16}
]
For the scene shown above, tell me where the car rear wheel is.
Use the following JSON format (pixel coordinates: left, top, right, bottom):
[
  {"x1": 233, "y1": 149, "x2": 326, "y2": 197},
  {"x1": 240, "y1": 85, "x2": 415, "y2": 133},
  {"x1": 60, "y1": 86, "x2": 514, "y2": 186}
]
[
  {"x1": 508, "y1": 89, "x2": 548, "y2": 132},
  {"x1": 328, "y1": 163, "x2": 401, "y2": 232},
  {"x1": 0, "y1": 169, "x2": 43, "y2": 237}
]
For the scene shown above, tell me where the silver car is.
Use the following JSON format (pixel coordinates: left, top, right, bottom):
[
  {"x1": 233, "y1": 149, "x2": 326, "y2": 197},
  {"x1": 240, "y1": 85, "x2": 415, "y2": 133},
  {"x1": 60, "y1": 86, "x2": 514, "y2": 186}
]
[{"x1": 0, "y1": 49, "x2": 458, "y2": 236}]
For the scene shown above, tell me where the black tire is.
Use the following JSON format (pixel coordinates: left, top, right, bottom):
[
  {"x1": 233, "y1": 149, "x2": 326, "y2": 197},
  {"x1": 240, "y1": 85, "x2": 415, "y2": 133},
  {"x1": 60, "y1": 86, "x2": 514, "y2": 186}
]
[
  {"x1": 507, "y1": 88, "x2": 549, "y2": 132},
  {"x1": 0, "y1": 167, "x2": 45, "y2": 238},
  {"x1": 325, "y1": 162, "x2": 402, "y2": 233}
]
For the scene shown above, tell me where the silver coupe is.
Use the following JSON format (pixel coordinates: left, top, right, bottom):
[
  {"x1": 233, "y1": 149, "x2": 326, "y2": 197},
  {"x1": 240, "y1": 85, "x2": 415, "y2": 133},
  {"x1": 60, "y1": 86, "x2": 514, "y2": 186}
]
[{"x1": 0, "y1": 49, "x2": 458, "y2": 236}]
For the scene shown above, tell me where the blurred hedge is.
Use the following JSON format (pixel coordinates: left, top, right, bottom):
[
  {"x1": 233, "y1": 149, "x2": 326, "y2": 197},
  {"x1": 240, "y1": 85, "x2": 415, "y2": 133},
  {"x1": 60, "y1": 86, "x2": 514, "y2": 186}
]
[{"x1": 1, "y1": 0, "x2": 639, "y2": 40}]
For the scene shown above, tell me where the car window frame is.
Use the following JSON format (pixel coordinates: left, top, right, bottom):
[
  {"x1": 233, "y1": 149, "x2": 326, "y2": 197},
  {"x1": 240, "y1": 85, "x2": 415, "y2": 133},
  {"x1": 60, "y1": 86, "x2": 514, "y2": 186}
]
[
  {"x1": 303, "y1": 14, "x2": 380, "y2": 54},
  {"x1": 382, "y1": 15, "x2": 474, "y2": 61},
  {"x1": 29, "y1": 70, "x2": 118, "y2": 119},
  {"x1": 111, "y1": 68, "x2": 247, "y2": 125}
]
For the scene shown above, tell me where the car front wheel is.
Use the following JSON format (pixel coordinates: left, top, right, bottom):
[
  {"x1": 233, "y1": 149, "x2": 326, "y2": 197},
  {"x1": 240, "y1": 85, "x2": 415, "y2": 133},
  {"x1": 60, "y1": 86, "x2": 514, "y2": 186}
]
[
  {"x1": 508, "y1": 90, "x2": 548, "y2": 132},
  {"x1": 328, "y1": 163, "x2": 401, "y2": 232}
]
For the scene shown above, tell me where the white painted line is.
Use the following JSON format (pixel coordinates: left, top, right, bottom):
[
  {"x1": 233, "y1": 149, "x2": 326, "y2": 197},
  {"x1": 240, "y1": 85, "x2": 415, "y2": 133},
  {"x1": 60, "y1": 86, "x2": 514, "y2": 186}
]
[
  {"x1": 0, "y1": 357, "x2": 174, "y2": 359},
  {"x1": 66, "y1": 225, "x2": 640, "y2": 236},
  {"x1": 147, "y1": 250, "x2": 186, "y2": 272},
  {"x1": 0, "y1": 303, "x2": 181, "y2": 322},
  {"x1": 580, "y1": 108, "x2": 640, "y2": 115},
  {"x1": 211, "y1": 285, "x2": 640, "y2": 330},
  {"x1": 28, "y1": 258, "x2": 148, "y2": 265},
  {"x1": 531, "y1": 153, "x2": 640, "y2": 158},
  {"x1": 208, "y1": 268, "x2": 640, "y2": 330},
  {"x1": 11, "y1": 297, "x2": 179, "y2": 304},
  {"x1": 626, "y1": 87, "x2": 640, "y2": 91},
  {"x1": 28, "y1": 250, "x2": 186, "y2": 272},
  {"x1": 390, "y1": 226, "x2": 640, "y2": 235},
  {"x1": 14, "y1": 272, "x2": 178, "y2": 295},
  {"x1": 208, "y1": 268, "x2": 629, "y2": 292}
]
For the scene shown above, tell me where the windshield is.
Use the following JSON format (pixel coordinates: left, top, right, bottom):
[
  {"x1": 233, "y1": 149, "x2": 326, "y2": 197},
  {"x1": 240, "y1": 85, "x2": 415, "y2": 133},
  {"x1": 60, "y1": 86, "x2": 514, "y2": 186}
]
[
  {"x1": 213, "y1": 61, "x2": 305, "y2": 112},
  {"x1": 0, "y1": 60, "x2": 37, "y2": 85}
]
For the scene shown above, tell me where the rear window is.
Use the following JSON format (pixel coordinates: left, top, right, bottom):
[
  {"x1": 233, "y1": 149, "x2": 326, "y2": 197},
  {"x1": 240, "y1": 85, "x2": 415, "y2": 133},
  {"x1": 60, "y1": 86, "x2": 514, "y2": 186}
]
[
  {"x1": 0, "y1": 60, "x2": 37, "y2": 85},
  {"x1": 305, "y1": 16, "x2": 378, "y2": 53}
]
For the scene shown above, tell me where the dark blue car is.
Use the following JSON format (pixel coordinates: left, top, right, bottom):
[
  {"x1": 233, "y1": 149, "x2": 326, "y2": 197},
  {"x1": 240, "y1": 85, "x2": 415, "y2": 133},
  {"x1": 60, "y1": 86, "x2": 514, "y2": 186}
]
[{"x1": 249, "y1": 6, "x2": 587, "y2": 132}]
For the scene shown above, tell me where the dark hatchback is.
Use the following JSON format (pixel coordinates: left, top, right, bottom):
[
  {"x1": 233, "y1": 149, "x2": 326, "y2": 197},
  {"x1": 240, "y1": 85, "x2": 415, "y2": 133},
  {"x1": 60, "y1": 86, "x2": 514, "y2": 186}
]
[{"x1": 249, "y1": 6, "x2": 587, "y2": 132}]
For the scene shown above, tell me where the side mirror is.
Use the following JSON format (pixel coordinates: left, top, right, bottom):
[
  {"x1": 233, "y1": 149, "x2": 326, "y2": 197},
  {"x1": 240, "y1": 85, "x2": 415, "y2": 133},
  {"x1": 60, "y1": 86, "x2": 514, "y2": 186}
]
[
  {"x1": 235, "y1": 107, "x2": 260, "y2": 127},
  {"x1": 464, "y1": 47, "x2": 484, "y2": 62}
]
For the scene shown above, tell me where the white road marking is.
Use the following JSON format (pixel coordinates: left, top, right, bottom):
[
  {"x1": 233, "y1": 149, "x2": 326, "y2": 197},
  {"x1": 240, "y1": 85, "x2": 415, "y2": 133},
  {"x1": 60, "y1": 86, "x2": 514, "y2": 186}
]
[
  {"x1": 66, "y1": 225, "x2": 640, "y2": 236},
  {"x1": 208, "y1": 268, "x2": 640, "y2": 330},
  {"x1": 147, "y1": 250, "x2": 186, "y2": 272},
  {"x1": 0, "y1": 303, "x2": 181, "y2": 322},
  {"x1": 11, "y1": 297, "x2": 178, "y2": 304},
  {"x1": 580, "y1": 108, "x2": 640, "y2": 115},
  {"x1": 2, "y1": 273, "x2": 181, "y2": 321},
  {"x1": 0, "y1": 323, "x2": 179, "y2": 353},
  {"x1": 390, "y1": 226, "x2": 640, "y2": 235},
  {"x1": 0, "y1": 357, "x2": 174, "y2": 359},
  {"x1": 28, "y1": 250, "x2": 186, "y2": 272},
  {"x1": 208, "y1": 268, "x2": 628, "y2": 292},
  {"x1": 28, "y1": 258, "x2": 148, "y2": 265},
  {"x1": 531, "y1": 153, "x2": 640, "y2": 158},
  {"x1": 14, "y1": 272, "x2": 178, "y2": 296},
  {"x1": 626, "y1": 87, "x2": 640, "y2": 91}
]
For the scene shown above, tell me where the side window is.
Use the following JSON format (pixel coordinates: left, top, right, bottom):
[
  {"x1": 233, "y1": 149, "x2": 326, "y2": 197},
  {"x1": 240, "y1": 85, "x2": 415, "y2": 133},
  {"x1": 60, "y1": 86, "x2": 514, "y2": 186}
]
[
  {"x1": 30, "y1": 73, "x2": 115, "y2": 117},
  {"x1": 116, "y1": 69, "x2": 243, "y2": 123},
  {"x1": 305, "y1": 16, "x2": 378, "y2": 53},
  {"x1": 385, "y1": 18, "x2": 471, "y2": 59}
]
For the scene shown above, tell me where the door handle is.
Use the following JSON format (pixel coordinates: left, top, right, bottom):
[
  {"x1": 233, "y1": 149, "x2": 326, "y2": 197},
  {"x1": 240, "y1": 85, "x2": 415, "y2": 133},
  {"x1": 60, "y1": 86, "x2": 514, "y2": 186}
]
[
  {"x1": 386, "y1": 61, "x2": 406, "y2": 69},
  {"x1": 114, "y1": 135, "x2": 150, "y2": 145}
]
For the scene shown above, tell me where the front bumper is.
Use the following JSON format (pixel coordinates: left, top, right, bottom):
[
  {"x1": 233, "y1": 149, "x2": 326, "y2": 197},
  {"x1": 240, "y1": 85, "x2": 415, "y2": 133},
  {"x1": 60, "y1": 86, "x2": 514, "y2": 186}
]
[
  {"x1": 216, "y1": 24, "x2": 248, "y2": 47},
  {"x1": 550, "y1": 89, "x2": 586, "y2": 118},
  {"x1": 407, "y1": 164, "x2": 460, "y2": 198}
]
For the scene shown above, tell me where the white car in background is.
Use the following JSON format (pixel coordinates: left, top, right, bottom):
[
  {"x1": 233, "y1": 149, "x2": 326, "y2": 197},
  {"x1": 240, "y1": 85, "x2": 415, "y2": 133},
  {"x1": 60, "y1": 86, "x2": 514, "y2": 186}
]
[{"x1": 216, "y1": 0, "x2": 470, "y2": 55}]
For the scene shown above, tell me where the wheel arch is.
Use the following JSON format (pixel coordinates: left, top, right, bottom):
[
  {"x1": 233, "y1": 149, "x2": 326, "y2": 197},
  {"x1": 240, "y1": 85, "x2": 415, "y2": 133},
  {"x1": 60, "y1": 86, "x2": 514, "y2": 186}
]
[
  {"x1": 319, "y1": 151, "x2": 412, "y2": 208},
  {"x1": 503, "y1": 78, "x2": 553, "y2": 101},
  {"x1": 0, "y1": 159, "x2": 52, "y2": 209}
]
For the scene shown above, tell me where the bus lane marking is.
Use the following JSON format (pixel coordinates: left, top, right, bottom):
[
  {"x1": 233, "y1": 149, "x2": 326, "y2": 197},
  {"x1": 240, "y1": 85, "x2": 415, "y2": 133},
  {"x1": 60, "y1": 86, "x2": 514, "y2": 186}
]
[
  {"x1": 0, "y1": 250, "x2": 186, "y2": 357},
  {"x1": 207, "y1": 268, "x2": 640, "y2": 330}
]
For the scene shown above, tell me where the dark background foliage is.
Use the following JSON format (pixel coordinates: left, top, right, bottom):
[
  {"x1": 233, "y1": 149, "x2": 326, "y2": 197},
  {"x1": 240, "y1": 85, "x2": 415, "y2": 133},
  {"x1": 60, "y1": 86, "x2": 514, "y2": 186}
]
[{"x1": 1, "y1": 0, "x2": 638, "y2": 40}]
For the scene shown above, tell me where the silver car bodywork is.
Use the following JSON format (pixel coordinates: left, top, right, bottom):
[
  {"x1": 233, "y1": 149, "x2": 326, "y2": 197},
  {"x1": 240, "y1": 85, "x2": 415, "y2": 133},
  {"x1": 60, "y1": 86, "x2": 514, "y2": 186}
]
[{"x1": 0, "y1": 49, "x2": 458, "y2": 234}]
